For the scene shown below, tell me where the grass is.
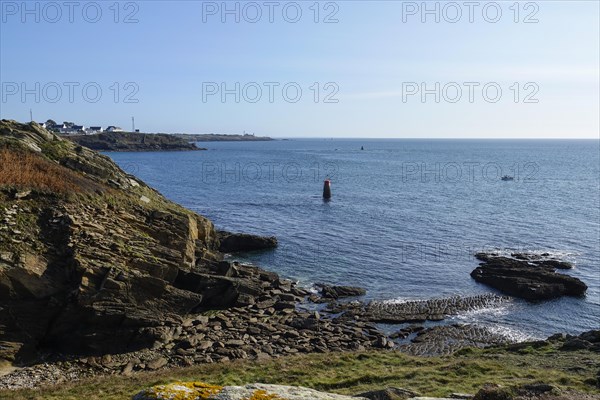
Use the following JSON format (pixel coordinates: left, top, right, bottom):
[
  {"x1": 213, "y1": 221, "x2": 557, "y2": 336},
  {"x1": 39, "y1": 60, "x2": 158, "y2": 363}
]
[
  {"x1": 3, "y1": 347, "x2": 598, "y2": 400},
  {"x1": 39, "y1": 139, "x2": 70, "y2": 162}
]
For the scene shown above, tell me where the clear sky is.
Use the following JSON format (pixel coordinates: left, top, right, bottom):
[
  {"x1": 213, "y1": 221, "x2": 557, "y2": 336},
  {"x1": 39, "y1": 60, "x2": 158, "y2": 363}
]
[{"x1": 1, "y1": 0, "x2": 598, "y2": 138}]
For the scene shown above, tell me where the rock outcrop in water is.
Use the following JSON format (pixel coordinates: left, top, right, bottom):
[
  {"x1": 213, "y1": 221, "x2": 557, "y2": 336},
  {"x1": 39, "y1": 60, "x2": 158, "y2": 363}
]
[
  {"x1": 471, "y1": 253, "x2": 587, "y2": 301},
  {"x1": 217, "y1": 231, "x2": 278, "y2": 253},
  {"x1": 317, "y1": 284, "x2": 367, "y2": 299}
]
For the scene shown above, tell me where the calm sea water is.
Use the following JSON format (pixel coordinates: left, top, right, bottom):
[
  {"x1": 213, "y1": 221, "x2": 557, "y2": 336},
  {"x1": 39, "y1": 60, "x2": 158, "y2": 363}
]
[{"x1": 106, "y1": 139, "x2": 600, "y2": 340}]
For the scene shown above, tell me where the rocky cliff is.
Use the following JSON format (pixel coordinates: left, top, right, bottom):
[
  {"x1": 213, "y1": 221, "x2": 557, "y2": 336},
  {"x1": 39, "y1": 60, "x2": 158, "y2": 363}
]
[
  {"x1": 0, "y1": 121, "x2": 398, "y2": 381},
  {"x1": 0, "y1": 120, "x2": 223, "y2": 363}
]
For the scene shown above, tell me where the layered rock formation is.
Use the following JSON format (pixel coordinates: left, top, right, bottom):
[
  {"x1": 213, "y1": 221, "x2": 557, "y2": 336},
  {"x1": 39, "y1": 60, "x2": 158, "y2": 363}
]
[
  {"x1": 317, "y1": 284, "x2": 367, "y2": 299},
  {"x1": 471, "y1": 253, "x2": 587, "y2": 301}
]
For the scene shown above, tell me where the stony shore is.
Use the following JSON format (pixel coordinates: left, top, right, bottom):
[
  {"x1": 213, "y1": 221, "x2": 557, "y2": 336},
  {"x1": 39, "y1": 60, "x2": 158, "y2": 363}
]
[
  {"x1": 2, "y1": 262, "x2": 598, "y2": 391},
  {"x1": 0, "y1": 260, "x2": 508, "y2": 390}
]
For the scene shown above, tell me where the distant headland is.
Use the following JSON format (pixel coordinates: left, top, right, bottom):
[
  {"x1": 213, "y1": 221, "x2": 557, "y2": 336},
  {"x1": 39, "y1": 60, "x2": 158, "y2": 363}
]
[
  {"x1": 66, "y1": 131, "x2": 205, "y2": 152},
  {"x1": 33, "y1": 120, "x2": 273, "y2": 151}
]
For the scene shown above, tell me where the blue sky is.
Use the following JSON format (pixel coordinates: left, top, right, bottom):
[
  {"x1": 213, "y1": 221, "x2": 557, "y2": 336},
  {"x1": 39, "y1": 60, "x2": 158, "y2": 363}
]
[{"x1": 1, "y1": 0, "x2": 598, "y2": 138}]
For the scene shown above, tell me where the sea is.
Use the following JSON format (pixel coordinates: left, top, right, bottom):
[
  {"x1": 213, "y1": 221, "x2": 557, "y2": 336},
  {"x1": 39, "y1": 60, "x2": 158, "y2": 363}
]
[{"x1": 106, "y1": 139, "x2": 600, "y2": 341}]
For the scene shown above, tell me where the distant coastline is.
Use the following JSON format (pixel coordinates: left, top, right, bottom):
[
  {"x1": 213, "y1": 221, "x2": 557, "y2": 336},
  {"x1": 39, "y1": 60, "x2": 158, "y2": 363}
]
[
  {"x1": 65, "y1": 131, "x2": 274, "y2": 152},
  {"x1": 66, "y1": 132, "x2": 206, "y2": 152},
  {"x1": 172, "y1": 133, "x2": 274, "y2": 142}
]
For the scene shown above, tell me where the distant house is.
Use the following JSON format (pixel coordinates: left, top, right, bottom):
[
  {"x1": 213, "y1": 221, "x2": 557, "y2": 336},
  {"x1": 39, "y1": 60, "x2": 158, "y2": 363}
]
[
  {"x1": 50, "y1": 124, "x2": 83, "y2": 135},
  {"x1": 85, "y1": 126, "x2": 103, "y2": 134},
  {"x1": 48, "y1": 124, "x2": 67, "y2": 134},
  {"x1": 37, "y1": 122, "x2": 47, "y2": 128},
  {"x1": 106, "y1": 126, "x2": 124, "y2": 132}
]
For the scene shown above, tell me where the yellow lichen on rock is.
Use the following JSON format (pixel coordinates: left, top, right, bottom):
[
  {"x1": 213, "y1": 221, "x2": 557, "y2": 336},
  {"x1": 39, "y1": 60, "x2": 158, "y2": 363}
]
[
  {"x1": 132, "y1": 381, "x2": 223, "y2": 400},
  {"x1": 245, "y1": 389, "x2": 284, "y2": 400}
]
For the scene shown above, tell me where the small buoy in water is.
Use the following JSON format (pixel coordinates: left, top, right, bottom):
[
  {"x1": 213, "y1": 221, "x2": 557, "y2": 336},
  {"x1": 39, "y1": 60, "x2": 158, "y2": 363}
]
[
  {"x1": 361, "y1": 146, "x2": 364, "y2": 150},
  {"x1": 323, "y1": 179, "x2": 331, "y2": 199}
]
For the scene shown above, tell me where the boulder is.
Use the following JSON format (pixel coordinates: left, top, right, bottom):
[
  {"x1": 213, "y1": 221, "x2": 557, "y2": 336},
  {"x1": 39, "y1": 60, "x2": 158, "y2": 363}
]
[
  {"x1": 133, "y1": 382, "x2": 368, "y2": 400},
  {"x1": 217, "y1": 231, "x2": 277, "y2": 253},
  {"x1": 318, "y1": 284, "x2": 367, "y2": 299}
]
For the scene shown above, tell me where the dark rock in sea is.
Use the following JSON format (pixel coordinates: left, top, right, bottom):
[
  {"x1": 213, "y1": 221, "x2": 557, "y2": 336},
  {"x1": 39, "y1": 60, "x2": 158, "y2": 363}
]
[
  {"x1": 470, "y1": 254, "x2": 587, "y2": 301},
  {"x1": 317, "y1": 284, "x2": 367, "y2": 299},
  {"x1": 356, "y1": 387, "x2": 420, "y2": 400},
  {"x1": 474, "y1": 252, "x2": 497, "y2": 262},
  {"x1": 217, "y1": 231, "x2": 277, "y2": 253}
]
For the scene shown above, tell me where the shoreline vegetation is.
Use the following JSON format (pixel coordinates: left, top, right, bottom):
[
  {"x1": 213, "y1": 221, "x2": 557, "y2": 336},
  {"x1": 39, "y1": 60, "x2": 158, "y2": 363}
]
[
  {"x1": 0, "y1": 120, "x2": 597, "y2": 400},
  {"x1": 4, "y1": 342, "x2": 600, "y2": 400}
]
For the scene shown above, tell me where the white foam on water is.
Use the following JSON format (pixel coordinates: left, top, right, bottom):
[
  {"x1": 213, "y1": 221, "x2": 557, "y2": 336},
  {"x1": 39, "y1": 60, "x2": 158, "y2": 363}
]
[
  {"x1": 453, "y1": 303, "x2": 512, "y2": 319},
  {"x1": 484, "y1": 323, "x2": 539, "y2": 343},
  {"x1": 379, "y1": 297, "x2": 424, "y2": 305},
  {"x1": 479, "y1": 248, "x2": 580, "y2": 263},
  {"x1": 306, "y1": 284, "x2": 320, "y2": 294}
]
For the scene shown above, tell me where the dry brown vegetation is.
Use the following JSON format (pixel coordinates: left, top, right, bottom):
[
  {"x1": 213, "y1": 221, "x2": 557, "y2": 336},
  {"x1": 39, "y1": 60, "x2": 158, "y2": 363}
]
[{"x1": 0, "y1": 148, "x2": 95, "y2": 194}]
